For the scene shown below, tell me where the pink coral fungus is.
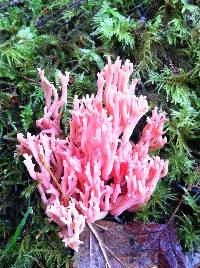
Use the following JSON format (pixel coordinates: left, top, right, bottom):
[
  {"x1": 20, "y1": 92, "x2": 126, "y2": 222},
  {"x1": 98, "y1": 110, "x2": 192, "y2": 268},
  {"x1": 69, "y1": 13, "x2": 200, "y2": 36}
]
[{"x1": 17, "y1": 57, "x2": 168, "y2": 251}]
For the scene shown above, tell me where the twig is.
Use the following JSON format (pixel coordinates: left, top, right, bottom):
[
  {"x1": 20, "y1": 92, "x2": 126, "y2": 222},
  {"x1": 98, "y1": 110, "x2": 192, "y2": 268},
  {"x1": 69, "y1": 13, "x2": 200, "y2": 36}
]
[
  {"x1": 39, "y1": 154, "x2": 67, "y2": 202},
  {"x1": 52, "y1": 10, "x2": 84, "y2": 35},
  {"x1": 167, "y1": 196, "x2": 184, "y2": 225},
  {"x1": 167, "y1": 181, "x2": 199, "y2": 224},
  {"x1": 35, "y1": 0, "x2": 85, "y2": 28},
  {"x1": 23, "y1": 76, "x2": 38, "y2": 83},
  {"x1": 168, "y1": 184, "x2": 198, "y2": 226}
]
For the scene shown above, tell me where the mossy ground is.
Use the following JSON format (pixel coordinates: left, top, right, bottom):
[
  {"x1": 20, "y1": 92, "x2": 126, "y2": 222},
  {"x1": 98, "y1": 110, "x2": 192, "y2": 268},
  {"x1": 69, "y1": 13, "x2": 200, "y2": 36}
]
[{"x1": 0, "y1": 0, "x2": 200, "y2": 267}]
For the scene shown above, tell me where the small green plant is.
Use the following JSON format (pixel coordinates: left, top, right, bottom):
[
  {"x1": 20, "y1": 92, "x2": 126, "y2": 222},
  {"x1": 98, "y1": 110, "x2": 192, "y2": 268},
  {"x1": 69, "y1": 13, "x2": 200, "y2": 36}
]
[{"x1": 92, "y1": 2, "x2": 138, "y2": 49}]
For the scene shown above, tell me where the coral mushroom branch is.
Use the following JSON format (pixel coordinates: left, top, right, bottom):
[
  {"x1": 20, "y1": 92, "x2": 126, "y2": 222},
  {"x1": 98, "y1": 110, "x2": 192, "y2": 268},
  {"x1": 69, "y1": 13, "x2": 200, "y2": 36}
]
[{"x1": 17, "y1": 57, "x2": 168, "y2": 251}]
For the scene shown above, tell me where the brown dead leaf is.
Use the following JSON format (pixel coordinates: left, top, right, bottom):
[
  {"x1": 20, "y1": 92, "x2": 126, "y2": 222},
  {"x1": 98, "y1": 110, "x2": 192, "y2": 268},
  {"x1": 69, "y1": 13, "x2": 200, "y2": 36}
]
[{"x1": 73, "y1": 220, "x2": 186, "y2": 268}]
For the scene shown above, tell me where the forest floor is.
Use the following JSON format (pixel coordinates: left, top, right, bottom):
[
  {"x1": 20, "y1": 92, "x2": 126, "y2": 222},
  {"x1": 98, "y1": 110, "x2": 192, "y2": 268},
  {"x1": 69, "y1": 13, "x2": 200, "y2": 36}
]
[{"x1": 0, "y1": 0, "x2": 200, "y2": 267}]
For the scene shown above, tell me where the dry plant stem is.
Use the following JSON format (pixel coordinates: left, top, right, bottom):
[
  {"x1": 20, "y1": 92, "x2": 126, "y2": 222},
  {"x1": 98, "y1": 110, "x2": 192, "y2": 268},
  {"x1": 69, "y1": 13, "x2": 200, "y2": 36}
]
[
  {"x1": 36, "y1": 0, "x2": 85, "y2": 28},
  {"x1": 23, "y1": 76, "x2": 39, "y2": 83},
  {"x1": 39, "y1": 154, "x2": 67, "y2": 201},
  {"x1": 167, "y1": 182, "x2": 199, "y2": 225},
  {"x1": 167, "y1": 196, "x2": 184, "y2": 225}
]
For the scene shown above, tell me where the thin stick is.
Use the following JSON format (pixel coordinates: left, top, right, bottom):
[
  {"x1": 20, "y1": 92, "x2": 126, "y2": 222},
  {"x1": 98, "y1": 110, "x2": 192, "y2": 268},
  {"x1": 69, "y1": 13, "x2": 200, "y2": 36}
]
[
  {"x1": 167, "y1": 196, "x2": 184, "y2": 225},
  {"x1": 39, "y1": 154, "x2": 67, "y2": 200}
]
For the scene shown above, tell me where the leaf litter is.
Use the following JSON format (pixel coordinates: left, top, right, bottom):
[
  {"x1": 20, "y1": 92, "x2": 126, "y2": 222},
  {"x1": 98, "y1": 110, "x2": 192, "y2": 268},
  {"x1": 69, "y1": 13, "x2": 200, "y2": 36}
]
[{"x1": 74, "y1": 220, "x2": 187, "y2": 268}]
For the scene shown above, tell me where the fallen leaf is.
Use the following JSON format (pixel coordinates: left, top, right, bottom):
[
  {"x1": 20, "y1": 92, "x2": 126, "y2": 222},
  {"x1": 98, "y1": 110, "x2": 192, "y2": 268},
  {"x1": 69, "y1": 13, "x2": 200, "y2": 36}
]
[
  {"x1": 185, "y1": 252, "x2": 200, "y2": 268},
  {"x1": 73, "y1": 220, "x2": 186, "y2": 268}
]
